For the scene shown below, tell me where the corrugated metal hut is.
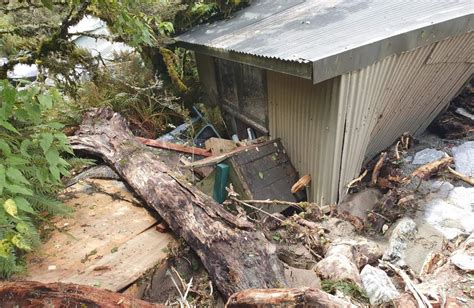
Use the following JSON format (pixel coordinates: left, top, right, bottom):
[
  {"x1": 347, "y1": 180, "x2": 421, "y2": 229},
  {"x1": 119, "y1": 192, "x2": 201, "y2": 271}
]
[{"x1": 176, "y1": 0, "x2": 474, "y2": 204}]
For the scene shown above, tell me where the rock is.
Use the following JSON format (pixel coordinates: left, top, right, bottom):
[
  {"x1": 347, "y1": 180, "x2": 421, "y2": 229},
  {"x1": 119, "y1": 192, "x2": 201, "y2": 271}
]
[
  {"x1": 315, "y1": 254, "x2": 362, "y2": 287},
  {"x1": 338, "y1": 188, "x2": 382, "y2": 222},
  {"x1": 261, "y1": 213, "x2": 285, "y2": 231},
  {"x1": 412, "y1": 148, "x2": 446, "y2": 165},
  {"x1": 393, "y1": 293, "x2": 418, "y2": 308},
  {"x1": 403, "y1": 219, "x2": 444, "y2": 274},
  {"x1": 360, "y1": 265, "x2": 399, "y2": 305},
  {"x1": 284, "y1": 266, "x2": 321, "y2": 289},
  {"x1": 277, "y1": 243, "x2": 317, "y2": 270},
  {"x1": 382, "y1": 218, "x2": 417, "y2": 267},
  {"x1": 352, "y1": 238, "x2": 382, "y2": 269},
  {"x1": 328, "y1": 238, "x2": 381, "y2": 269},
  {"x1": 424, "y1": 181, "x2": 474, "y2": 239},
  {"x1": 452, "y1": 141, "x2": 474, "y2": 177},
  {"x1": 451, "y1": 233, "x2": 474, "y2": 272},
  {"x1": 321, "y1": 218, "x2": 356, "y2": 240}
]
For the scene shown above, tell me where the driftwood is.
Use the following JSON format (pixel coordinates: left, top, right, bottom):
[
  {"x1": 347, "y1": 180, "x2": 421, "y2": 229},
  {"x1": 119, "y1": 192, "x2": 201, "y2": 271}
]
[
  {"x1": 225, "y1": 288, "x2": 355, "y2": 307},
  {"x1": 0, "y1": 281, "x2": 163, "y2": 308},
  {"x1": 69, "y1": 108, "x2": 286, "y2": 299}
]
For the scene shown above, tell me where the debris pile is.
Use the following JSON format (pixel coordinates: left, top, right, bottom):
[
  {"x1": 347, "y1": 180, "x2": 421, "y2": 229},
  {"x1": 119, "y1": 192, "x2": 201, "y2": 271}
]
[{"x1": 2, "y1": 84, "x2": 473, "y2": 307}]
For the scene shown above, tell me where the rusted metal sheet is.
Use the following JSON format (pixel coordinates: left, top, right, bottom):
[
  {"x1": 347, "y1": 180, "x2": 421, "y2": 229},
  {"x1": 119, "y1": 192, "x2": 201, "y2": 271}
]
[
  {"x1": 338, "y1": 32, "x2": 474, "y2": 199},
  {"x1": 267, "y1": 71, "x2": 344, "y2": 204}
]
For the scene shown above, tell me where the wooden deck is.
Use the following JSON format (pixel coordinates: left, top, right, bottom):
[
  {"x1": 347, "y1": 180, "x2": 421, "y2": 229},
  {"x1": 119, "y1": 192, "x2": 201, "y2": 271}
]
[{"x1": 25, "y1": 179, "x2": 173, "y2": 291}]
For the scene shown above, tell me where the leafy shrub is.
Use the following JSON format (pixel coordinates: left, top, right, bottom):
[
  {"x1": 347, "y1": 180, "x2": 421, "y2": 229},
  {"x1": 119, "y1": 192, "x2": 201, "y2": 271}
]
[{"x1": 0, "y1": 80, "x2": 72, "y2": 278}]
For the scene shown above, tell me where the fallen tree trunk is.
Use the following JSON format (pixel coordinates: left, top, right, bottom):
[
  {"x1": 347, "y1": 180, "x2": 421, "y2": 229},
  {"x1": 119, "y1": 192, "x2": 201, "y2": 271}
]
[
  {"x1": 69, "y1": 108, "x2": 287, "y2": 299},
  {"x1": 226, "y1": 288, "x2": 355, "y2": 307},
  {"x1": 0, "y1": 281, "x2": 162, "y2": 308}
]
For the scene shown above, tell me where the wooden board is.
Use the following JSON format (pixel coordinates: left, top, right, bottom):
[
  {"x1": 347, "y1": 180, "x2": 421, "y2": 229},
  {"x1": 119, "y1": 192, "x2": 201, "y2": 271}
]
[
  {"x1": 230, "y1": 139, "x2": 301, "y2": 213},
  {"x1": 25, "y1": 179, "x2": 173, "y2": 291}
]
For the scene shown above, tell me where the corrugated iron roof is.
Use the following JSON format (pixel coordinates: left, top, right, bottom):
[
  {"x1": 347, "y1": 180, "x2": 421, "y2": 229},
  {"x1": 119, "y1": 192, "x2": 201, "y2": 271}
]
[{"x1": 176, "y1": 0, "x2": 473, "y2": 83}]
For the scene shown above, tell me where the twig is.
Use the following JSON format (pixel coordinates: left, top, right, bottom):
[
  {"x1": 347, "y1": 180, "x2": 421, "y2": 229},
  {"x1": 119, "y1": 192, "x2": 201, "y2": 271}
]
[
  {"x1": 371, "y1": 152, "x2": 387, "y2": 186},
  {"x1": 395, "y1": 141, "x2": 401, "y2": 160},
  {"x1": 368, "y1": 211, "x2": 390, "y2": 222},
  {"x1": 171, "y1": 266, "x2": 187, "y2": 292},
  {"x1": 381, "y1": 261, "x2": 432, "y2": 308},
  {"x1": 224, "y1": 199, "x2": 308, "y2": 211},
  {"x1": 230, "y1": 197, "x2": 285, "y2": 223},
  {"x1": 346, "y1": 169, "x2": 368, "y2": 192},
  {"x1": 447, "y1": 167, "x2": 474, "y2": 186}
]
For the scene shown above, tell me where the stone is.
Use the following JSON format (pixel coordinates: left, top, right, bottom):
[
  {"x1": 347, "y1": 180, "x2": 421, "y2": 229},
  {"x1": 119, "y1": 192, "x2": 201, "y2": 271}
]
[
  {"x1": 338, "y1": 188, "x2": 382, "y2": 221},
  {"x1": 277, "y1": 243, "x2": 317, "y2": 270},
  {"x1": 424, "y1": 182, "x2": 474, "y2": 239},
  {"x1": 412, "y1": 148, "x2": 444, "y2": 165},
  {"x1": 412, "y1": 148, "x2": 446, "y2": 165},
  {"x1": 315, "y1": 254, "x2": 362, "y2": 287},
  {"x1": 452, "y1": 141, "x2": 474, "y2": 177},
  {"x1": 328, "y1": 238, "x2": 382, "y2": 269},
  {"x1": 321, "y1": 217, "x2": 356, "y2": 240},
  {"x1": 284, "y1": 266, "x2": 321, "y2": 289},
  {"x1": 360, "y1": 265, "x2": 399, "y2": 305},
  {"x1": 382, "y1": 218, "x2": 417, "y2": 267},
  {"x1": 451, "y1": 233, "x2": 474, "y2": 272}
]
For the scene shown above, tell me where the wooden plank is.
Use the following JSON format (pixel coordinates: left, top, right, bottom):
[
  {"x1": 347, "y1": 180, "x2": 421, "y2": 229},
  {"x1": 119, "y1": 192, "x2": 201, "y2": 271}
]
[
  {"x1": 183, "y1": 141, "x2": 269, "y2": 168},
  {"x1": 62, "y1": 227, "x2": 174, "y2": 291},
  {"x1": 136, "y1": 137, "x2": 212, "y2": 157},
  {"x1": 25, "y1": 179, "x2": 172, "y2": 291},
  {"x1": 204, "y1": 137, "x2": 237, "y2": 155},
  {"x1": 228, "y1": 139, "x2": 301, "y2": 212}
]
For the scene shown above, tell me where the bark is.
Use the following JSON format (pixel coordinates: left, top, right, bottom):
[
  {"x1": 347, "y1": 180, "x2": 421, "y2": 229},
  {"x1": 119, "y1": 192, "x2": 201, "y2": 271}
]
[
  {"x1": 0, "y1": 281, "x2": 163, "y2": 308},
  {"x1": 69, "y1": 108, "x2": 287, "y2": 299},
  {"x1": 226, "y1": 288, "x2": 355, "y2": 307}
]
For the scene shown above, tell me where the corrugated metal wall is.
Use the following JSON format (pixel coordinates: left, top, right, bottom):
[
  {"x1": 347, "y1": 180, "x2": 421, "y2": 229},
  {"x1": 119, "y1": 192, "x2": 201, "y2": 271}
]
[
  {"x1": 201, "y1": 32, "x2": 472, "y2": 204},
  {"x1": 338, "y1": 32, "x2": 474, "y2": 199},
  {"x1": 267, "y1": 72, "x2": 344, "y2": 204}
]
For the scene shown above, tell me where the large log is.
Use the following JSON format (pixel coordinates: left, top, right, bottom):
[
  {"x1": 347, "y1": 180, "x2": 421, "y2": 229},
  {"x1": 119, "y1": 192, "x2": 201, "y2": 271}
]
[
  {"x1": 226, "y1": 288, "x2": 355, "y2": 307},
  {"x1": 0, "y1": 281, "x2": 163, "y2": 308},
  {"x1": 69, "y1": 108, "x2": 287, "y2": 299}
]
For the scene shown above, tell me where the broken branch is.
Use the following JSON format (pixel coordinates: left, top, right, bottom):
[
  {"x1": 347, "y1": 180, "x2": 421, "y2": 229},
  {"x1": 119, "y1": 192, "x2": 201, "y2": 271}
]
[
  {"x1": 291, "y1": 174, "x2": 311, "y2": 194},
  {"x1": 136, "y1": 136, "x2": 211, "y2": 157},
  {"x1": 406, "y1": 156, "x2": 454, "y2": 182},
  {"x1": 226, "y1": 288, "x2": 355, "y2": 307},
  {"x1": 371, "y1": 152, "x2": 387, "y2": 186},
  {"x1": 381, "y1": 261, "x2": 432, "y2": 308},
  {"x1": 0, "y1": 281, "x2": 163, "y2": 308},
  {"x1": 347, "y1": 169, "x2": 368, "y2": 192},
  {"x1": 447, "y1": 166, "x2": 474, "y2": 186}
]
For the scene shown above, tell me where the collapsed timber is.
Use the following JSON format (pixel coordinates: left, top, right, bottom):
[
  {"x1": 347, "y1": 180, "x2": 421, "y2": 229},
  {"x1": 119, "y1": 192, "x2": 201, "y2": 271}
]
[{"x1": 4, "y1": 91, "x2": 473, "y2": 306}]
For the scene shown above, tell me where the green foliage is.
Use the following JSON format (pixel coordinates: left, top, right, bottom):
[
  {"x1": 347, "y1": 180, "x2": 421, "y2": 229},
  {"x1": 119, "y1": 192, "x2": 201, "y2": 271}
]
[
  {"x1": 0, "y1": 80, "x2": 72, "y2": 278},
  {"x1": 321, "y1": 279, "x2": 369, "y2": 303},
  {"x1": 77, "y1": 52, "x2": 188, "y2": 138}
]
